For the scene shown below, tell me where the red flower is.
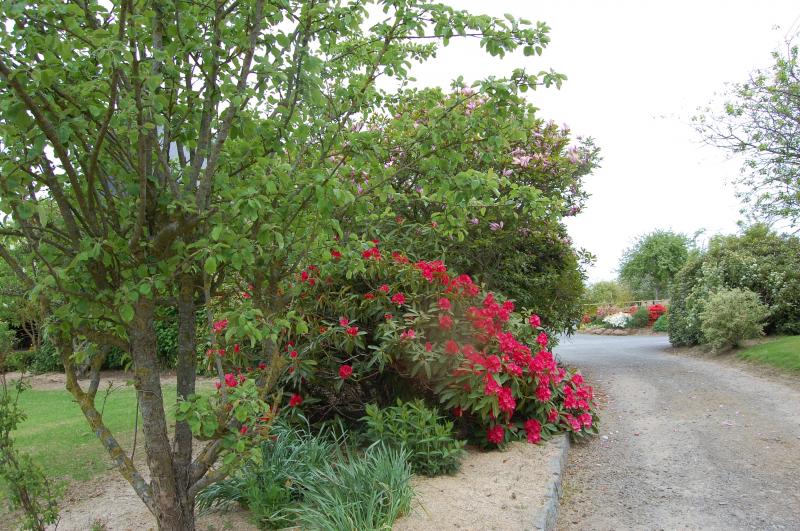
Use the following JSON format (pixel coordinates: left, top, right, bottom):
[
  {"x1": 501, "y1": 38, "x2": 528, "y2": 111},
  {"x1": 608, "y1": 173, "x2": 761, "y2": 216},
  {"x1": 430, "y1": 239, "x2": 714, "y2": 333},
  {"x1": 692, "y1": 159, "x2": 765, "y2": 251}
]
[
  {"x1": 289, "y1": 350, "x2": 298, "y2": 359},
  {"x1": 535, "y1": 384, "x2": 551, "y2": 401},
  {"x1": 364, "y1": 293, "x2": 375, "y2": 300},
  {"x1": 425, "y1": 342, "x2": 433, "y2": 352},
  {"x1": 339, "y1": 365, "x2": 353, "y2": 379},
  {"x1": 498, "y1": 386, "x2": 516, "y2": 414},
  {"x1": 524, "y1": 419, "x2": 542, "y2": 443},
  {"x1": 536, "y1": 332, "x2": 548, "y2": 347},
  {"x1": 528, "y1": 314, "x2": 541, "y2": 328},
  {"x1": 240, "y1": 425, "x2": 248, "y2": 435},
  {"x1": 224, "y1": 373, "x2": 238, "y2": 388},
  {"x1": 212, "y1": 319, "x2": 228, "y2": 333},
  {"x1": 308, "y1": 278, "x2": 316, "y2": 287},
  {"x1": 438, "y1": 297, "x2": 452, "y2": 311},
  {"x1": 234, "y1": 344, "x2": 240, "y2": 354},
  {"x1": 339, "y1": 317, "x2": 350, "y2": 327},
  {"x1": 330, "y1": 248, "x2": 342, "y2": 260},
  {"x1": 487, "y1": 425, "x2": 505, "y2": 444},
  {"x1": 346, "y1": 326, "x2": 359, "y2": 336},
  {"x1": 301, "y1": 270, "x2": 309, "y2": 281},
  {"x1": 445, "y1": 339, "x2": 460, "y2": 355},
  {"x1": 384, "y1": 313, "x2": 393, "y2": 320},
  {"x1": 438, "y1": 314, "x2": 453, "y2": 330},
  {"x1": 258, "y1": 362, "x2": 267, "y2": 370},
  {"x1": 571, "y1": 373, "x2": 584, "y2": 386},
  {"x1": 242, "y1": 291, "x2": 251, "y2": 299},
  {"x1": 214, "y1": 381, "x2": 221, "y2": 390},
  {"x1": 391, "y1": 292, "x2": 406, "y2": 305},
  {"x1": 362, "y1": 247, "x2": 382, "y2": 260},
  {"x1": 289, "y1": 394, "x2": 303, "y2": 407},
  {"x1": 379, "y1": 284, "x2": 390, "y2": 293},
  {"x1": 400, "y1": 329, "x2": 416, "y2": 341},
  {"x1": 453, "y1": 406, "x2": 464, "y2": 417},
  {"x1": 547, "y1": 408, "x2": 559, "y2": 423}
]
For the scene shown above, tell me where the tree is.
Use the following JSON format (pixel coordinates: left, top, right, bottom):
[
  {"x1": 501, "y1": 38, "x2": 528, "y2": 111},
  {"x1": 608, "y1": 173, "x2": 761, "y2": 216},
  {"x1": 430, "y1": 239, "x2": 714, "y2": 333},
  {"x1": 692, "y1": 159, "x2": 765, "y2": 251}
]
[
  {"x1": 696, "y1": 35, "x2": 800, "y2": 230},
  {"x1": 618, "y1": 230, "x2": 690, "y2": 299},
  {"x1": 0, "y1": 2, "x2": 568, "y2": 528}
]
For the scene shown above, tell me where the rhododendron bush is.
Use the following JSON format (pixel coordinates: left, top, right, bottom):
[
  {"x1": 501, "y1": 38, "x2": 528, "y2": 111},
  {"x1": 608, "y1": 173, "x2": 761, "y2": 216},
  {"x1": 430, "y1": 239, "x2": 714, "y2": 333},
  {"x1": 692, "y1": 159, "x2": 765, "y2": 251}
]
[{"x1": 266, "y1": 245, "x2": 598, "y2": 445}]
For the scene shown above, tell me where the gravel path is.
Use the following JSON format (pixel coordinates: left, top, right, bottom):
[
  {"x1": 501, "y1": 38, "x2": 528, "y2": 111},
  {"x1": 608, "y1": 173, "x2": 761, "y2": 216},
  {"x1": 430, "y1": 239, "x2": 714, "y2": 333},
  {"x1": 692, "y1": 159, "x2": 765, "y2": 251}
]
[{"x1": 554, "y1": 334, "x2": 800, "y2": 530}]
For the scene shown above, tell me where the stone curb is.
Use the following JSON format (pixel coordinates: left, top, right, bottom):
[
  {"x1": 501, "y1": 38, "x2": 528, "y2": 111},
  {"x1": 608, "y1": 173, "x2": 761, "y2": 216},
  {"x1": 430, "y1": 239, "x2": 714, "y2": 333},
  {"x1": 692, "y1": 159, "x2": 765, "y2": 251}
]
[{"x1": 531, "y1": 433, "x2": 570, "y2": 531}]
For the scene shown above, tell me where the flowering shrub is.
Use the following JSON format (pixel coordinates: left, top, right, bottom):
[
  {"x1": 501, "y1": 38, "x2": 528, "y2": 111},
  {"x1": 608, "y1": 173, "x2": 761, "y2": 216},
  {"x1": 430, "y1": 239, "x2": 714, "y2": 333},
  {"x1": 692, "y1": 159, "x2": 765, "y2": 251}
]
[
  {"x1": 647, "y1": 304, "x2": 667, "y2": 326},
  {"x1": 602, "y1": 312, "x2": 632, "y2": 329},
  {"x1": 628, "y1": 307, "x2": 651, "y2": 329},
  {"x1": 274, "y1": 244, "x2": 598, "y2": 446}
]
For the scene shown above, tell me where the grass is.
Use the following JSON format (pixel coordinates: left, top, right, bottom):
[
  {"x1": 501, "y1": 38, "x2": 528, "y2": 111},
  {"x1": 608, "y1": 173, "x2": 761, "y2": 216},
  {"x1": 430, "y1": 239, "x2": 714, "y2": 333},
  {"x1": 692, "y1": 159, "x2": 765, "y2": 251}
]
[
  {"x1": 11, "y1": 381, "x2": 210, "y2": 481},
  {"x1": 737, "y1": 336, "x2": 800, "y2": 372}
]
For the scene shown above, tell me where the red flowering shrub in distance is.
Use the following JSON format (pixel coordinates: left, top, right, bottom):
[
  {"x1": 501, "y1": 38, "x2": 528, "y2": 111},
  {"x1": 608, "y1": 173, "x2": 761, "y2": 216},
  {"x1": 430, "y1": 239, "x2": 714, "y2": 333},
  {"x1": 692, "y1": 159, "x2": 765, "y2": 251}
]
[
  {"x1": 647, "y1": 304, "x2": 667, "y2": 326},
  {"x1": 280, "y1": 243, "x2": 598, "y2": 445}
]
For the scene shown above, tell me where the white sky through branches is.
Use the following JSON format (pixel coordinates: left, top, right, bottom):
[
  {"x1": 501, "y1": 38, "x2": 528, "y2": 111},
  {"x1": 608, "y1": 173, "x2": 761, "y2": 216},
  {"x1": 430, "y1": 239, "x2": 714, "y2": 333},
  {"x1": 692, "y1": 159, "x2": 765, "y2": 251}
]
[{"x1": 406, "y1": 0, "x2": 800, "y2": 282}]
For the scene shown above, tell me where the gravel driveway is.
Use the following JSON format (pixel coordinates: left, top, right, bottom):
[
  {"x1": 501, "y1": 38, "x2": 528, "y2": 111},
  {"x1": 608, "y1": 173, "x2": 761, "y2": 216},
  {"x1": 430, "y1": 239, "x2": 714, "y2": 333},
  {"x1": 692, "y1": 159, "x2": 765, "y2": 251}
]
[{"x1": 554, "y1": 334, "x2": 800, "y2": 530}]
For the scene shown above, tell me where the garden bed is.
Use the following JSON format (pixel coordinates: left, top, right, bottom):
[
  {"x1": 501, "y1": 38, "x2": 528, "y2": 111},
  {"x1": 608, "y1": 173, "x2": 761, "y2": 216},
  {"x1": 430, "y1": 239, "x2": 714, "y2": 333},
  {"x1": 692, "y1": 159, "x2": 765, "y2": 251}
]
[
  {"x1": 578, "y1": 328, "x2": 666, "y2": 336},
  {"x1": 394, "y1": 435, "x2": 569, "y2": 530}
]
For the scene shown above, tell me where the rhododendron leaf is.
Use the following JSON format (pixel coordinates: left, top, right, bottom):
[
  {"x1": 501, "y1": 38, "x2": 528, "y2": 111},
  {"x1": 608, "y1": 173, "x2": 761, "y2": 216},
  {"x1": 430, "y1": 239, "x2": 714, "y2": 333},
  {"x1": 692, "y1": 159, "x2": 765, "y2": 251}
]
[
  {"x1": 204, "y1": 256, "x2": 218, "y2": 275},
  {"x1": 120, "y1": 304, "x2": 134, "y2": 323}
]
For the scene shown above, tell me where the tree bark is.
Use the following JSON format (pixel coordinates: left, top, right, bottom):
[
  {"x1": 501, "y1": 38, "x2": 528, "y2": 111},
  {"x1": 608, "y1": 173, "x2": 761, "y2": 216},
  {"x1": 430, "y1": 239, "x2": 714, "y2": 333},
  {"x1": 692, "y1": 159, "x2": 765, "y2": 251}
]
[{"x1": 129, "y1": 298, "x2": 195, "y2": 531}]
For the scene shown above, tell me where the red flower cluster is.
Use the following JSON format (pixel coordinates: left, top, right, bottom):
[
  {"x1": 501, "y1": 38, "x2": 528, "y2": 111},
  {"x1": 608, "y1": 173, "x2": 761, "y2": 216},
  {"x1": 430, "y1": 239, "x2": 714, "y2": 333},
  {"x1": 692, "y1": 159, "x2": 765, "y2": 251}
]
[{"x1": 647, "y1": 304, "x2": 667, "y2": 325}]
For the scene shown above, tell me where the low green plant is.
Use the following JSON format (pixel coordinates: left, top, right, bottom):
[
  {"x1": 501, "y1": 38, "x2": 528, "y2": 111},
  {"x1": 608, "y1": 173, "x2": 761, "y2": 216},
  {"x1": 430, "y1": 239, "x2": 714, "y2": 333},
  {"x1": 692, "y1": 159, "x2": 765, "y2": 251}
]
[
  {"x1": 700, "y1": 288, "x2": 769, "y2": 352},
  {"x1": 363, "y1": 399, "x2": 465, "y2": 476},
  {"x1": 652, "y1": 314, "x2": 669, "y2": 333},
  {"x1": 0, "y1": 378, "x2": 59, "y2": 530},
  {"x1": 294, "y1": 444, "x2": 413, "y2": 530},
  {"x1": 196, "y1": 420, "x2": 342, "y2": 529},
  {"x1": 627, "y1": 308, "x2": 650, "y2": 329}
]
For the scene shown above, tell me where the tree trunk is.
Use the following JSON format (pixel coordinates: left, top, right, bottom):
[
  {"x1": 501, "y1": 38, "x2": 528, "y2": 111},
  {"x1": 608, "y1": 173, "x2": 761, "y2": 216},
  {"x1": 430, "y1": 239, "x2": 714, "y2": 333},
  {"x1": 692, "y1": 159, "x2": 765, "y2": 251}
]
[{"x1": 129, "y1": 298, "x2": 195, "y2": 531}]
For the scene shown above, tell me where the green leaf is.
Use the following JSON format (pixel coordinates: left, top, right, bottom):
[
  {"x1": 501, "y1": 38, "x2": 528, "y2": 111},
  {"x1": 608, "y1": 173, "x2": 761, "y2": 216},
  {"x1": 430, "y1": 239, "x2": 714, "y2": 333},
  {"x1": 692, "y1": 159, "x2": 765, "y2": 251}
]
[
  {"x1": 120, "y1": 305, "x2": 135, "y2": 323},
  {"x1": 204, "y1": 256, "x2": 218, "y2": 275}
]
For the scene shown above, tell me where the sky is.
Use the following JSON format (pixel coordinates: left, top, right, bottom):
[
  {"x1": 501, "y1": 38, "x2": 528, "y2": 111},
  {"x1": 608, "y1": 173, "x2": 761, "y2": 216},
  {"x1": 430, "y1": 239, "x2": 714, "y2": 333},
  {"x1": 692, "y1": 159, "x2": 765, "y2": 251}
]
[{"x1": 403, "y1": 0, "x2": 800, "y2": 282}]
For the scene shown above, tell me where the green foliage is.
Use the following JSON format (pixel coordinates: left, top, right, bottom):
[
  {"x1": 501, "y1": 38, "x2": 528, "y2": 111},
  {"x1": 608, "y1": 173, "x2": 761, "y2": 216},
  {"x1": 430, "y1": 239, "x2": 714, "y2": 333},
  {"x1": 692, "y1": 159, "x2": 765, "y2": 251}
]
[
  {"x1": 0, "y1": 379, "x2": 59, "y2": 530},
  {"x1": 294, "y1": 444, "x2": 413, "y2": 531},
  {"x1": 618, "y1": 230, "x2": 691, "y2": 299},
  {"x1": 196, "y1": 421, "x2": 340, "y2": 529},
  {"x1": 363, "y1": 400, "x2": 465, "y2": 477},
  {"x1": 700, "y1": 288, "x2": 768, "y2": 352},
  {"x1": 669, "y1": 225, "x2": 800, "y2": 347},
  {"x1": 652, "y1": 314, "x2": 669, "y2": 333},
  {"x1": 628, "y1": 308, "x2": 650, "y2": 329},
  {"x1": 696, "y1": 34, "x2": 800, "y2": 228},
  {"x1": 737, "y1": 336, "x2": 800, "y2": 372},
  {"x1": 583, "y1": 280, "x2": 634, "y2": 308}
]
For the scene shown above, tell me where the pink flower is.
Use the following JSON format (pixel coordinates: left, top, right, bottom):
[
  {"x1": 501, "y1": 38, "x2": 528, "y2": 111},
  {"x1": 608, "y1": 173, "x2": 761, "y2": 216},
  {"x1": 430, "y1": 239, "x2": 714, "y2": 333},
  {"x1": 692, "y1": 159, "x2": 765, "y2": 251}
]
[
  {"x1": 400, "y1": 329, "x2": 416, "y2": 341},
  {"x1": 425, "y1": 342, "x2": 433, "y2": 352},
  {"x1": 498, "y1": 386, "x2": 516, "y2": 414},
  {"x1": 301, "y1": 270, "x2": 309, "y2": 282},
  {"x1": 289, "y1": 350, "x2": 298, "y2": 359},
  {"x1": 224, "y1": 373, "x2": 238, "y2": 388},
  {"x1": 212, "y1": 319, "x2": 228, "y2": 333},
  {"x1": 240, "y1": 425, "x2": 248, "y2": 435},
  {"x1": 289, "y1": 394, "x2": 303, "y2": 407},
  {"x1": 391, "y1": 292, "x2": 406, "y2": 305},
  {"x1": 438, "y1": 315, "x2": 453, "y2": 330},
  {"x1": 487, "y1": 425, "x2": 505, "y2": 445},
  {"x1": 214, "y1": 381, "x2": 221, "y2": 390},
  {"x1": 379, "y1": 284, "x2": 390, "y2": 293},
  {"x1": 547, "y1": 408, "x2": 559, "y2": 423},
  {"x1": 339, "y1": 317, "x2": 350, "y2": 327},
  {"x1": 536, "y1": 332, "x2": 548, "y2": 347},
  {"x1": 445, "y1": 340, "x2": 460, "y2": 355},
  {"x1": 346, "y1": 326, "x2": 359, "y2": 337},
  {"x1": 524, "y1": 419, "x2": 542, "y2": 443},
  {"x1": 330, "y1": 248, "x2": 342, "y2": 260},
  {"x1": 384, "y1": 313, "x2": 393, "y2": 320},
  {"x1": 535, "y1": 384, "x2": 551, "y2": 402},
  {"x1": 364, "y1": 293, "x2": 375, "y2": 300},
  {"x1": 528, "y1": 314, "x2": 541, "y2": 328},
  {"x1": 339, "y1": 365, "x2": 353, "y2": 379}
]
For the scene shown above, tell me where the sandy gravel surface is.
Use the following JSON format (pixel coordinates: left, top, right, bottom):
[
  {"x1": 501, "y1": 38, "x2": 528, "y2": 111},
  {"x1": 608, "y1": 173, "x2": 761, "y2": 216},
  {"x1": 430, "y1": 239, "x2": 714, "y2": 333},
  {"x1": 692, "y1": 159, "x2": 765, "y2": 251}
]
[
  {"x1": 395, "y1": 438, "x2": 565, "y2": 530},
  {"x1": 554, "y1": 334, "x2": 800, "y2": 530}
]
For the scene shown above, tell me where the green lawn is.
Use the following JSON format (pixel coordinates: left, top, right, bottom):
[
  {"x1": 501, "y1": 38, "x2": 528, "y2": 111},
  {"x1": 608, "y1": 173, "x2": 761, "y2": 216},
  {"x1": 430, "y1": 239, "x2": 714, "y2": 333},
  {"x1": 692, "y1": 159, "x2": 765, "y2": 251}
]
[{"x1": 737, "y1": 336, "x2": 800, "y2": 372}]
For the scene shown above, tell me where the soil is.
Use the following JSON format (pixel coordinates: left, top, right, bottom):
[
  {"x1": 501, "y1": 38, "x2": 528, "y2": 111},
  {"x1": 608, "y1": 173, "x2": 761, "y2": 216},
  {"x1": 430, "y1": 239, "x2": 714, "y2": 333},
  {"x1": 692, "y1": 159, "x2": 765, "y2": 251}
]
[
  {"x1": 554, "y1": 334, "x2": 800, "y2": 530},
  {"x1": 394, "y1": 440, "x2": 564, "y2": 530}
]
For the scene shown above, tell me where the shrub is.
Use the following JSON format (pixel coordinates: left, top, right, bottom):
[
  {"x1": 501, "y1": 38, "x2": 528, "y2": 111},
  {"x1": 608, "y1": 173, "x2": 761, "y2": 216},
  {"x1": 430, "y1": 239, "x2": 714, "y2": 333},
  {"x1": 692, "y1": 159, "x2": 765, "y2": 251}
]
[
  {"x1": 647, "y1": 304, "x2": 667, "y2": 325},
  {"x1": 700, "y1": 288, "x2": 769, "y2": 352},
  {"x1": 627, "y1": 308, "x2": 650, "y2": 329},
  {"x1": 603, "y1": 312, "x2": 631, "y2": 329},
  {"x1": 294, "y1": 444, "x2": 413, "y2": 530},
  {"x1": 265, "y1": 247, "x2": 598, "y2": 447},
  {"x1": 669, "y1": 253, "x2": 708, "y2": 346},
  {"x1": 363, "y1": 400, "x2": 465, "y2": 476},
  {"x1": 196, "y1": 421, "x2": 341, "y2": 528},
  {"x1": 652, "y1": 314, "x2": 669, "y2": 333}
]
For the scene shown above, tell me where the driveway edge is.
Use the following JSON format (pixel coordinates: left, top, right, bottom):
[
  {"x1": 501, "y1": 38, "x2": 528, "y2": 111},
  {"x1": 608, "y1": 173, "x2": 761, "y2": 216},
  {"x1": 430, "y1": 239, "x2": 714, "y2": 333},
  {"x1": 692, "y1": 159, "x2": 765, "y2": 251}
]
[{"x1": 533, "y1": 433, "x2": 570, "y2": 531}]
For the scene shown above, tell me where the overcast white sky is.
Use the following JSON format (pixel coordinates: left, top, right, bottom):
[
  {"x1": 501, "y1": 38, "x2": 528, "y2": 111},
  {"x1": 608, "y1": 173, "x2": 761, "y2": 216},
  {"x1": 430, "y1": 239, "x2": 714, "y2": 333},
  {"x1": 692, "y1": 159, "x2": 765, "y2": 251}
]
[{"x1": 405, "y1": 1, "x2": 800, "y2": 283}]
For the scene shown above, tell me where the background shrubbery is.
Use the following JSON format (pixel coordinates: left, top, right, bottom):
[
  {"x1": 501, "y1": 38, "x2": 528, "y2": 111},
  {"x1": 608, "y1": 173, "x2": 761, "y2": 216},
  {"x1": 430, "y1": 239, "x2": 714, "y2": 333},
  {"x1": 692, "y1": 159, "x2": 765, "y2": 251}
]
[{"x1": 700, "y1": 289, "x2": 769, "y2": 352}]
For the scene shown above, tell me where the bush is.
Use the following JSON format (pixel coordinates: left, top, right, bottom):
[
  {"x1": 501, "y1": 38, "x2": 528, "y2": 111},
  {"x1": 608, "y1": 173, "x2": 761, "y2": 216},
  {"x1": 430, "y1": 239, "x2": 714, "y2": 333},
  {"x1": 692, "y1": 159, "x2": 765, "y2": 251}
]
[
  {"x1": 363, "y1": 400, "x2": 465, "y2": 476},
  {"x1": 294, "y1": 444, "x2": 413, "y2": 530},
  {"x1": 647, "y1": 304, "x2": 667, "y2": 325},
  {"x1": 669, "y1": 253, "x2": 708, "y2": 346},
  {"x1": 603, "y1": 312, "x2": 631, "y2": 329},
  {"x1": 700, "y1": 288, "x2": 769, "y2": 352},
  {"x1": 627, "y1": 308, "x2": 650, "y2": 329},
  {"x1": 196, "y1": 421, "x2": 341, "y2": 529},
  {"x1": 266, "y1": 247, "x2": 598, "y2": 447},
  {"x1": 652, "y1": 314, "x2": 669, "y2": 333}
]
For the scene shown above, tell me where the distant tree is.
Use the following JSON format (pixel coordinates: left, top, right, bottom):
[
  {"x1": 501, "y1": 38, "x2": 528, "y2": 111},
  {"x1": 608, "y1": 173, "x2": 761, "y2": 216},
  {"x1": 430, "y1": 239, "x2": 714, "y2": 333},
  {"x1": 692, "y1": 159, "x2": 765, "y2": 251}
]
[
  {"x1": 583, "y1": 280, "x2": 633, "y2": 306},
  {"x1": 696, "y1": 35, "x2": 800, "y2": 231},
  {"x1": 618, "y1": 230, "x2": 690, "y2": 299}
]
